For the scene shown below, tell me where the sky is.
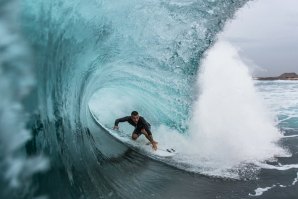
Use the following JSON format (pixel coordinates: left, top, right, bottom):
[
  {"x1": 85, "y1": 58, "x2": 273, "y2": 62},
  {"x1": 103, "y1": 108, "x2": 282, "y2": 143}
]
[{"x1": 221, "y1": 0, "x2": 298, "y2": 77}]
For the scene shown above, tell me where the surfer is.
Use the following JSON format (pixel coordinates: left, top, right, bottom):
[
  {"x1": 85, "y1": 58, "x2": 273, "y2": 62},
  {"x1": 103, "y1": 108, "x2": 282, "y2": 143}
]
[{"x1": 113, "y1": 111, "x2": 158, "y2": 150}]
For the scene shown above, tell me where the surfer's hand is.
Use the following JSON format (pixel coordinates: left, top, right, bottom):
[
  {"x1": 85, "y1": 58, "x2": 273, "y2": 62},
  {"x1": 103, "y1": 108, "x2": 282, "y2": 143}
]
[
  {"x1": 113, "y1": 126, "x2": 119, "y2": 130},
  {"x1": 152, "y1": 142, "x2": 157, "y2": 151}
]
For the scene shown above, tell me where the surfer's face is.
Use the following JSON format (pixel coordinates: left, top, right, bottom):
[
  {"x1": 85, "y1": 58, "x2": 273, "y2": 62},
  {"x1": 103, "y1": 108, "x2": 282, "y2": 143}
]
[{"x1": 131, "y1": 115, "x2": 139, "y2": 124}]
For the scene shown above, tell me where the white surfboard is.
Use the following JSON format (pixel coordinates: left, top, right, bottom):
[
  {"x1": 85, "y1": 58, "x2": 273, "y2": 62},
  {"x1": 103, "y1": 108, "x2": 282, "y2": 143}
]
[{"x1": 89, "y1": 107, "x2": 177, "y2": 158}]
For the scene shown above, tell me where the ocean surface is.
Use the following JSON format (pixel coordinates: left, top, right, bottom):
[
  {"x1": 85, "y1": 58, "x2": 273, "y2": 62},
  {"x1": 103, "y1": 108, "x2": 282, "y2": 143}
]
[{"x1": 0, "y1": 0, "x2": 297, "y2": 199}]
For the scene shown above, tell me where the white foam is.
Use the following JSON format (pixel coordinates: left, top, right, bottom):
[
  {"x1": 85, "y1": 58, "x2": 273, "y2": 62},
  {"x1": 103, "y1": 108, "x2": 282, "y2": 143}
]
[
  {"x1": 256, "y1": 163, "x2": 298, "y2": 171},
  {"x1": 185, "y1": 41, "x2": 288, "y2": 176},
  {"x1": 249, "y1": 172, "x2": 298, "y2": 197},
  {"x1": 292, "y1": 172, "x2": 298, "y2": 185},
  {"x1": 282, "y1": 135, "x2": 298, "y2": 138},
  {"x1": 249, "y1": 185, "x2": 276, "y2": 197}
]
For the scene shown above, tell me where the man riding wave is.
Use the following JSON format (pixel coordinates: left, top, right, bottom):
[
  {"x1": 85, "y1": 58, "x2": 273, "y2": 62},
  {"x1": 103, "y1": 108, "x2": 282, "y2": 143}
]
[{"x1": 113, "y1": 111, "x2": 158, "y2": 150}]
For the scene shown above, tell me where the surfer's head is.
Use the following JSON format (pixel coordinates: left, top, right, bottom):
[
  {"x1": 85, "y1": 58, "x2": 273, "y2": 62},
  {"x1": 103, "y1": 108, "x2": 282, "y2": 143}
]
[{"x1": 131, "y1": 111, "x2": 139, "y2": 124}]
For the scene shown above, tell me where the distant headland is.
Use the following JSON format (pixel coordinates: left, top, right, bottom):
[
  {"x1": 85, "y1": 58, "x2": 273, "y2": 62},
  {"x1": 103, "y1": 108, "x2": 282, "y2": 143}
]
[{"x1": 255, "y1": 73, "x2": 298, "y2": 81}]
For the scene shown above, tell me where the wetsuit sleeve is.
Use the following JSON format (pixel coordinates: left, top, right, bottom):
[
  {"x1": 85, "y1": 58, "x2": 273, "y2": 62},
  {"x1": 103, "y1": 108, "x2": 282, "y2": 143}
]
[{"x1": 114, "y1": 116, "x2": 130, "y2": 126}]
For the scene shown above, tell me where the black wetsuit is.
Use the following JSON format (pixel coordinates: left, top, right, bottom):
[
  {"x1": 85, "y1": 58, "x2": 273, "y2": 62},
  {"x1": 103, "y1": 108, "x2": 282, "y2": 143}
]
[{"x1": 114, "y1": 116, "x2": 152, "y2": 136}]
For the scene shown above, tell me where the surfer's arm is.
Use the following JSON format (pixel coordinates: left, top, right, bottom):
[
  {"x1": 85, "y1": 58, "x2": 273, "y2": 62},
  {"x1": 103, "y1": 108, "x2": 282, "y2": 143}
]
[{"x1": 114, "y1": 116, "x2": 130, "y2": 129}]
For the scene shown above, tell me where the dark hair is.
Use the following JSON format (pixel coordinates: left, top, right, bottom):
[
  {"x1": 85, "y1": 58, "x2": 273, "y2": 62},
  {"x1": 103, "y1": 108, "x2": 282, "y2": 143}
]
[{"x1": 131, "y1": 111, "x2": 138, "y2": 116}]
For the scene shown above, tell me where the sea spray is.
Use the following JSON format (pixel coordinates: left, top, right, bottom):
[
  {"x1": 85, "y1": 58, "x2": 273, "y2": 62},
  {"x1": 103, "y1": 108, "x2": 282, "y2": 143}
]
[{"x1": 187, "y1": 41, "x2": 288, "y2": 174}]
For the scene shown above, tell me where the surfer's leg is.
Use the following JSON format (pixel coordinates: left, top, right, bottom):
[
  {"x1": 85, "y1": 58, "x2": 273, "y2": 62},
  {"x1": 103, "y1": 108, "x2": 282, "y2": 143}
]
[
  {"x1": 141, "y1": 129, "x2": 157, "y2": 144},
  {"x1": 131, "y1": 133, "x2": 139, "y2": 140},
  {"x1": 132, "y1": 128, "x2": 141, "y2": 140}
]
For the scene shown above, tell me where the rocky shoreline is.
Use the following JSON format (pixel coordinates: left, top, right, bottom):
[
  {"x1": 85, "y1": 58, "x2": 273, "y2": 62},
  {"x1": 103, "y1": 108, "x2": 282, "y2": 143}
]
[{"x1": 255, "y1": 73, "x2": 298, "y2": 81}]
